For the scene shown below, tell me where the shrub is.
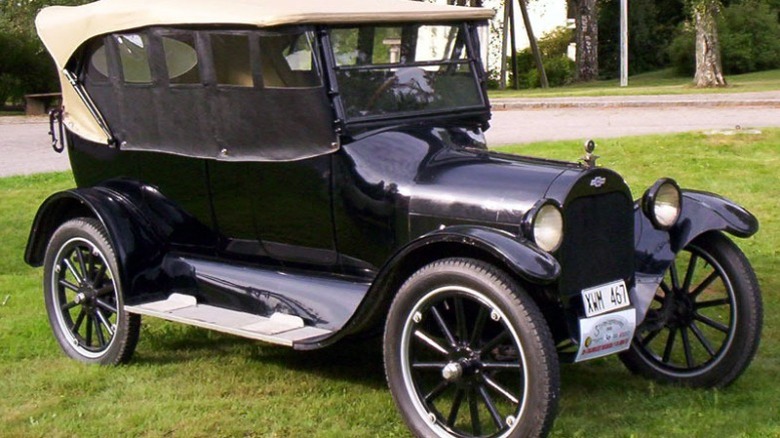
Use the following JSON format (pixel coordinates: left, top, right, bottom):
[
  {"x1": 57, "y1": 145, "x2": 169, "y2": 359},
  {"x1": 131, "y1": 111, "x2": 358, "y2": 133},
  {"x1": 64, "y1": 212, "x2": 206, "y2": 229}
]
[
  {"x1": 719, "y1": 0, "x2": 780, "y2": 73},
  {"x1": 668, "y1": 23, "x2": 696, "y2": 76},
  {"x1": 501, "y1": 27, "x2": 574, "y2": 89},
  {"x1": 526, "y1": 55, "x2": 576, "y2": 88}
]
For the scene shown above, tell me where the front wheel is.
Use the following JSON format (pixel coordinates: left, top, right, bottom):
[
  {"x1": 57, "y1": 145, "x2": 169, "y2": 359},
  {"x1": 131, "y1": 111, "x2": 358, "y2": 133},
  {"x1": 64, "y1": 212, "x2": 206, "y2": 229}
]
[
  {"x1": 384, "y1": 258, "x2": 559, "y2": 438},
  {"x1": 620, "y1": 232, "x2": 762, "y2": 387},
  {"x1": 43, "y1": 218, "x2": 140, "y2": 365}
]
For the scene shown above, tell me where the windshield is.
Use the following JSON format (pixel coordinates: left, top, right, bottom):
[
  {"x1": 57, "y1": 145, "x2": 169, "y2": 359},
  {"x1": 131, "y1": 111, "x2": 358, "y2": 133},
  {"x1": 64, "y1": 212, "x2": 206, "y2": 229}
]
[{"x1": 329, "y1": 24, "x2": 485, "y2": 121}]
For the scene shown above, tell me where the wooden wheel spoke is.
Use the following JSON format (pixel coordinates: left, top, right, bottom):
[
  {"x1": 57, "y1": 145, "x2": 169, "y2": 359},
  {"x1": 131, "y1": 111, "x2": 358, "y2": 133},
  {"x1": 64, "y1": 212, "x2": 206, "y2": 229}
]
[
  {"x1": 484, "y1": 375, "x2": 520, "y2": 405},
  {"x1": 63, "y1": 258, "x2": 83, "y2": 284},
  {"x1": 482, "y1": 362, "x2": 522, "y2": 369},
  {"x1": 61, "y1": 300, "x2": 79, "y2": 311},
  {"x1": 691, "y1": 270, "x2": 720, "y2": 298},
  {"x1": 413, "y1": 329, "x2": 450, "y2": 356},
  {"x1": 95, "y1": 298, "x2": 118, "y2": 314},
  {"x1": 93, "y1": 264, "x2": 107, "y2": 287},
  {"x1": 659, "y1": 281, "x2": 672, "y2": 296},
  {"x1": 641, "y1": 328, "x2": 662, "y2": 346},
  {"x1": 480, "y1": 330, "x2": 509, "y2": 354},
  {"x1": 695, "y1": 298, "x2": 730, "y2": 310},
  {"x1": 59, "y1": 279, "x2": 79, "y2": 292},
  {"x1": 95, "y1": 284, "x2": 114, "y2": 297},
  {"x1": 454, "y1": 296, "x2": 468, "y2": 343},
  {"x1": 477, "y1": 384, "x2": 504, "y2": 430},
  {"x1": 93, "y1": 314, "x2": 107, "y2": 347},
  {"x1": 469, "y1": 387, "x2": 481, "y2": 436},
  {"x1": 95, "y1": 309, "x2": 115, "y2": 336},
  {"x1": 85, "y1": 315, "x2": 93, "y2": 347},
  {"x1": 72, "y1": 309, "x2": 86, "y2": 333},
  {"x1": 469, "y1": 307, "x2": 488, "y2": 348},
  {"x1": 669, "y1": 262, "x2": 681, "y2": 291},
  {"x1": 424, "y1": 380, "x2": 450, "y2": 403},
  {"x1": 447, "y1": 389, "x2": 465, "y2": 427},
  {"x1": 75, "y1": 248, "x2": 88, "y2": 282},
  {"x1": 690, "y1": 322, "x2": 716, "y2": 358},
  {"x1": 430, "y1": 306, "x2": 457, "y2": 348},
  {"x1": 662, "y1": 328, "x2": 677, "y2": 363},
  {"x1": 694, "y1": 313, "x2": 729, "y2": 333},
  {"x1": 682, "y1": 254, "x2": 699, "y2": 292},
  {"x1": 680, "y1": 327, "x2": 694, "y2": 368},
  {"x1": 411, "y1": 362, "x2": 447, "y2": 370}
]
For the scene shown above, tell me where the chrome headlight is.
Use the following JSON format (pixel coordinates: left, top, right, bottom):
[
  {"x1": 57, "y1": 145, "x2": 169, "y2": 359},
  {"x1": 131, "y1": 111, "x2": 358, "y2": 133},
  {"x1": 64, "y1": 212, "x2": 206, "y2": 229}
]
[
  {"x1": 523, "y1": 201, "x2": 564, "y2": 253},
  {"x1": 642, "y1": 178, "x2": 682, "y2": 230}
]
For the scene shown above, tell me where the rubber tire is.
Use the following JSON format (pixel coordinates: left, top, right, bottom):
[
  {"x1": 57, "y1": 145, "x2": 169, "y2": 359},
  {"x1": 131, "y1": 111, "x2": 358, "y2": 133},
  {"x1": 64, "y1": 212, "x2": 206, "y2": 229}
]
[
  {"x1": 384, "y1": 258, "x2": 559, "y2": 438},
  {"x1": 43, "y1": 218, "x2": 140, "y2": 365},
  {"x1": 620, "y1": 232, "x2": 762, "y2": 387}
]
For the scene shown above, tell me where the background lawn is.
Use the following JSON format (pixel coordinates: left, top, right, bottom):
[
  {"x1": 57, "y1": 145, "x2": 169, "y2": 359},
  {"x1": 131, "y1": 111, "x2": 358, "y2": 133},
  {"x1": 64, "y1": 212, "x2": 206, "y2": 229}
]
[
  {"x1": 1, "y1": 130, "x2": 778, "y2": 437},
  {"x1": 489, "y1": 68, "x2": 780, "y2": 98}
]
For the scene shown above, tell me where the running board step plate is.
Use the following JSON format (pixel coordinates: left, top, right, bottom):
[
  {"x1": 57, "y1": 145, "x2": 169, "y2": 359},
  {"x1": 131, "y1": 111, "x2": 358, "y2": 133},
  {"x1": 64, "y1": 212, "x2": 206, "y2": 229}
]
[{"x1": 125, "y1": 293, "x2": 331, "y2": 347}]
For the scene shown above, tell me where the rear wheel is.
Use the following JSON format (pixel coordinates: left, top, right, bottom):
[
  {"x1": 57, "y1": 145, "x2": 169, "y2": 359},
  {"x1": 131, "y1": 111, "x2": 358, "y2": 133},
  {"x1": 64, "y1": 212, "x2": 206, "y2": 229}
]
[
  {"x1": 620, "y1": 232, "x2": 762, "y2": 387},
  {"x1": 385, "y1": 258, "x2": 559, "y2": 437},
  {"x1": 43, "y1": 218, "x2": 140, "y2": 364}
]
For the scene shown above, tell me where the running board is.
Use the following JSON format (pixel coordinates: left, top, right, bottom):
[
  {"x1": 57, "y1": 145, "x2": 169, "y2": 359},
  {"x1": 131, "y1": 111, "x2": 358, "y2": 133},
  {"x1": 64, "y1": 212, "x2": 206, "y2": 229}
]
[{"x1": 125, "y1": 293, "x2": 332, "y2": 347}]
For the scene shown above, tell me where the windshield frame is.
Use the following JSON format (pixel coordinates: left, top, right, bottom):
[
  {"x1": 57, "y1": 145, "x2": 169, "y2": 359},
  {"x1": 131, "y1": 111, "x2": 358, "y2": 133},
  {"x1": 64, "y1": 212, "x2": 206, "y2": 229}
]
[{"x1": 320, "y1": 21, "x2": 490, "y2": 129}]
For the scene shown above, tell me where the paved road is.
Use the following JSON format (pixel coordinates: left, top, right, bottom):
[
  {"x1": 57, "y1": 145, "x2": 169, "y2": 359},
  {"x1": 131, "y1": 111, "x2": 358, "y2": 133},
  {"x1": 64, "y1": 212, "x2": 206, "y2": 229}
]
[
  {"x1": 2, "y1": 98, "x2": 780, "y2": 177},
  {"x1": 0, "y1": 117, "x2": 70, "y2": 177},
  {"x1": 485, "y1": 105, "x2": 780, "y2": 145}
]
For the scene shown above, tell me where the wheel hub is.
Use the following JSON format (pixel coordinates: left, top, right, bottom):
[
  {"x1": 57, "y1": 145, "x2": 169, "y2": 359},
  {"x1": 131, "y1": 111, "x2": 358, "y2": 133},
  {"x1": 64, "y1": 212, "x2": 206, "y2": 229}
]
[
  {"x1": 668, "y1": 291, "x2": 695, "y2": 328},
  {"x1": 441, "y1": 362, "x2": 463, "y2": 382}
]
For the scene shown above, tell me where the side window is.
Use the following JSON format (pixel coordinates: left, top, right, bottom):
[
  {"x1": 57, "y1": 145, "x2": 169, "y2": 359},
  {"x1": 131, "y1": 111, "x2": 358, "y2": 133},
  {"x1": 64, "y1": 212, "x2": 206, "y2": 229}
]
[
  {"x1": 211, "y1": 34, "x2": 253, "y2": 87},
  {"x1": 162, "y1": 34, "x2": 200, "y2": 85},
  {"x1": 258, "y1": 32, "x2": 321, "y2": 88},
  {"x1": 115, "y1": 33, "x2": 151, "y2": 84},
  {"x1": 84, "y1": 38, "x2": 109, "y2": 83}
]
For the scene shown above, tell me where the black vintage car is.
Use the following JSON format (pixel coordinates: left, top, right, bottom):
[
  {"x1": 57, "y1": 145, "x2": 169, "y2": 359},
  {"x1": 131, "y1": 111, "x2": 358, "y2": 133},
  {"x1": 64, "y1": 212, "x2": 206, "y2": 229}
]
[{"x1": 27, "y1": 0, "x2": 762, "y2": 436}]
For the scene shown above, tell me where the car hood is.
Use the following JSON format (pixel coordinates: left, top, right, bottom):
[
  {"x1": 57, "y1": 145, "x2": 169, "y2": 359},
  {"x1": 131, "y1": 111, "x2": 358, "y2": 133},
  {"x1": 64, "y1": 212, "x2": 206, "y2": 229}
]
[{"x1": 341, "y1": 125, "x2": 594, "y2": 229}]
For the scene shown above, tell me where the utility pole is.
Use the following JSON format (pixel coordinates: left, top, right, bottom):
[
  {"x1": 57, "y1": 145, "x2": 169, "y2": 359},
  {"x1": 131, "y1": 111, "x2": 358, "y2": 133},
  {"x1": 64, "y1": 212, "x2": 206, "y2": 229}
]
[{"x1": 620, "y1": 0, "x2": 628, "y2": 86}]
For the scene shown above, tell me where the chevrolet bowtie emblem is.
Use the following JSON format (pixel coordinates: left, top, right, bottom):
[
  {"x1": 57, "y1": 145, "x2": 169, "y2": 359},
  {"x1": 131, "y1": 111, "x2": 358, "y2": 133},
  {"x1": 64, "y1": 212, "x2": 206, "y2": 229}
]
[{"x1": 590, "y1": 176, "x2": 607, "y2": 188}]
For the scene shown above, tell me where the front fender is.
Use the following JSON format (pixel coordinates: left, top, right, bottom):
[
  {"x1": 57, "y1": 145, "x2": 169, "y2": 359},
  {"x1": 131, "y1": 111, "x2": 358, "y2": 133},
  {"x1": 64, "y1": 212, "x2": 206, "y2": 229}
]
[
  {"x1": 632, "y1": 190, "x2": 758, "y2": 319},
  {"x1": 394, "y1": 225, "x2": 562, "y2": 285}
]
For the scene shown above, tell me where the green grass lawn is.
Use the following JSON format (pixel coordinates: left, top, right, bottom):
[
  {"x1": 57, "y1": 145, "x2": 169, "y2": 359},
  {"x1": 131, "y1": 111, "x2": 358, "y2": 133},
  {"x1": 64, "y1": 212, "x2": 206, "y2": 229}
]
[
  {"x1": 490, "y1": 68, "x2": 780, "y2": 98},
  {"x1": 1, "y1": 130, "x2": 778, "y2": 436}
]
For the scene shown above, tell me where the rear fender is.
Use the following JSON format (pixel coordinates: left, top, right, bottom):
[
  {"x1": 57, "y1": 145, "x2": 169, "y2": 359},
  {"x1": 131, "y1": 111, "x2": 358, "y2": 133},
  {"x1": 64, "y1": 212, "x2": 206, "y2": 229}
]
[
  {"x1": 633, "y1": 190, "x2": 758, "y2": 320},
  {"x1": 25, "y1": 180, "x2": 214, "y2": 300}
]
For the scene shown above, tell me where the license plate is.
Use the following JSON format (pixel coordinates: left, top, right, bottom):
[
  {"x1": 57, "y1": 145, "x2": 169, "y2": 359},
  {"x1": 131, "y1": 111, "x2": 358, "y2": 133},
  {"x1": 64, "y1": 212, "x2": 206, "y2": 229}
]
[{"x1": 581, "y1": 280, "x2": 630, "y2": 318}]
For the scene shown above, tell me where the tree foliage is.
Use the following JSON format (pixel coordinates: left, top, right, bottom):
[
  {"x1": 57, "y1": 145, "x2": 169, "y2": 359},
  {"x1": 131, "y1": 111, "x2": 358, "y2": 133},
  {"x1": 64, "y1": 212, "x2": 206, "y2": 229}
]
[
  {"x1": 670, "y1": 0, "x2": 780, "y2": 75},
  {"x1": 0, "y1": 0, "x2": 90, "y2": 104}
]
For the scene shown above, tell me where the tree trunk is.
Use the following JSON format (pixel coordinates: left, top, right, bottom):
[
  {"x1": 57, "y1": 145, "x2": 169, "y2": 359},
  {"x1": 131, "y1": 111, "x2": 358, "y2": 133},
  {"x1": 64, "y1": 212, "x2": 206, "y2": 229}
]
[
  {"x1": 693, "y1": 1, "x2": 726, "y2": 87},
  {"x1": 573, "y1": 0, "x2": 599, "y2": 82}
]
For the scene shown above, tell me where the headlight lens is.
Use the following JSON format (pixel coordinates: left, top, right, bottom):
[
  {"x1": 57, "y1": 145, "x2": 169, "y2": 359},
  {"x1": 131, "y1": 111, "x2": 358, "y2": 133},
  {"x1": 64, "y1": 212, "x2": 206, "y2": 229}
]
[
  {"x1": 643, "y1": 178, "x2": 682, "y2": 230},
  {"x1": 531, "y1": 203, "x2": 564, "y2": 253}
]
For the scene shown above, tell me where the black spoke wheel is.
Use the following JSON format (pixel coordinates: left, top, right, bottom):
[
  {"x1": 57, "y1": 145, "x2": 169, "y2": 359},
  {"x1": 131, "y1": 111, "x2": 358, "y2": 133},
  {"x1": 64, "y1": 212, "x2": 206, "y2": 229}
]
[
  {"x1": 385, "y1": 258, "x2": 559, "y2": 438},
  {"x1": 43, "y1": 218, "x2": 140, "y2": 364},
  {"x1": 620, "y1": 232, "x2": 762, "y2": 387}
]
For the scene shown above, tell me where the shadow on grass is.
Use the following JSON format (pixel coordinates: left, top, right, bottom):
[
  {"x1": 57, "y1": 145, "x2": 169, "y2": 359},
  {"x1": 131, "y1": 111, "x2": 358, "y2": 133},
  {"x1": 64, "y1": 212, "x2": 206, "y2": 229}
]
[{"x1": 132, "y1": 321, "x2": 388, "y2": 390}]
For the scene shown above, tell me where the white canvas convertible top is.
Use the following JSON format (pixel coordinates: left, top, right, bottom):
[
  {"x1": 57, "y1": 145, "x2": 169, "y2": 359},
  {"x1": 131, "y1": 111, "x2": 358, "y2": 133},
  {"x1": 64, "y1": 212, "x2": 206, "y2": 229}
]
[{"x1": 37, "y1": 0, "x2": 494, "y2": 144}]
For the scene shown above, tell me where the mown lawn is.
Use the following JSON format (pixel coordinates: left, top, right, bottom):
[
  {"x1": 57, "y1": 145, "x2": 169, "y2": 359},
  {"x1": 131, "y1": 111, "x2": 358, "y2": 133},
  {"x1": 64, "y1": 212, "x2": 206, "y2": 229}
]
[
  {"x1": 1, "y1": 130, "x2": 778, "y2": 437},
  {"x1": 490, "y1": 68, "x2": 780, "y2": 98}
]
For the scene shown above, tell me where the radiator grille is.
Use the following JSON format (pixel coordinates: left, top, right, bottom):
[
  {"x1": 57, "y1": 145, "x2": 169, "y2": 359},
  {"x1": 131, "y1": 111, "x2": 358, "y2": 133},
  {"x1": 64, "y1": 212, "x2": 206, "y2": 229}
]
[{"x1": 558, "y1": 192, "x2": 635, "y2": 305}]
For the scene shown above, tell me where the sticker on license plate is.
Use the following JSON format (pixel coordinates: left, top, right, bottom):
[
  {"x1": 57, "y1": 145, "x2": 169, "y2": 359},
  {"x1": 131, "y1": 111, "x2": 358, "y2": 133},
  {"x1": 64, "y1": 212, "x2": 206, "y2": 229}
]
[
  {"x1": 575, "y1": 307, "x2": 636, "y2": 362},
  {"x1": 581, "y1": 280, "x2": 630, "y2": 318}
]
